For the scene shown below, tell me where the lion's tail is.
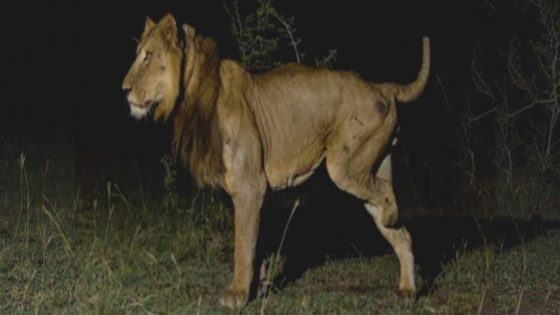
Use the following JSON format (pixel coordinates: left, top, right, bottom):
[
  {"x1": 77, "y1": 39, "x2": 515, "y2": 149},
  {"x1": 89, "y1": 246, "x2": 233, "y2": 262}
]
[{"x1": 377, "y1": 37, "x2": 430, "y2": 103}]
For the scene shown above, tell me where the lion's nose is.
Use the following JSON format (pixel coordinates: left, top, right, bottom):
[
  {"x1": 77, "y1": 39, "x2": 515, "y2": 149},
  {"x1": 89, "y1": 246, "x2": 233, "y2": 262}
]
[
  {"x1": 122, "y1": 74, "x2": 133, "y2": 92},
  {"x1": 122, "y1": 83, "x2": 132, "y2": 94}
]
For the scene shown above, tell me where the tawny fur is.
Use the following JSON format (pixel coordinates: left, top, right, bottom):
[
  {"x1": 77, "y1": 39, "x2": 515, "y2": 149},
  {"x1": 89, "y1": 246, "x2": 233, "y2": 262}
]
[{"x1": 122, "y1": 14, "x2": 430, "y2": 308}]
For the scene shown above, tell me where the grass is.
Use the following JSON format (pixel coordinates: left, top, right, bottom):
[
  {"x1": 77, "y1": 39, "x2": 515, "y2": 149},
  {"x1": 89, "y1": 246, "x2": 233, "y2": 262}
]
[
  {"x1": 0, "y1": 139, "x2": 75, "y2": 314},
  {"x1": 1, "y1": 138, "x2": 559, "y2": 314}
]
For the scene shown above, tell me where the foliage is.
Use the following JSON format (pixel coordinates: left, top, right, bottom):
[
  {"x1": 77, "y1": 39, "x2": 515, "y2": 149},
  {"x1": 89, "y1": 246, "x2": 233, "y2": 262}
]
[
  {"x1": 440, "y1": 0, "x2": 560, "y2": 219},
  {"x1": 224, "y1": 0, "x2": 337, "y2": 71},
  {"x1": 2, "y1": 138, "x2": 559, "y2": 314},
  {"x1": 224, "y1": 0, "x2": 302, "y2": 70},
  {"x1": 160, "y1": 154, "x2": 179, "y2": 211}
]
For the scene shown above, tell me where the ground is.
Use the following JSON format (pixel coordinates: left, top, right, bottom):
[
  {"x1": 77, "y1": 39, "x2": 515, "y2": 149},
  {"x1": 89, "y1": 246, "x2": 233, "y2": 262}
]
[{"x1": 1, "y1": 139, "x2": 559, "y2": 314}]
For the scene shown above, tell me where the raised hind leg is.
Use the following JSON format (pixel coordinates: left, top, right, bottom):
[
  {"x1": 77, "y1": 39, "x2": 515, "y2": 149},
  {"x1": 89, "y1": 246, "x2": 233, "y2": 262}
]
[
  {"x1": 365, "y1": 202, "x2": 415, "y2": 295},
  {"x1": 325, "y1": 117, "x2": 415, "y2": 296},
  {"x1": 370, "y1": 152, "x2": 415, "y2": 294}
]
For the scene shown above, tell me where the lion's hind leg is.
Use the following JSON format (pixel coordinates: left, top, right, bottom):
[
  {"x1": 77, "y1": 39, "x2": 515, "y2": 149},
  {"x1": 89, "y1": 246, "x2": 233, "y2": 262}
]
[
  {"x1": 327, "y1": 162, "x2": 416, "y2": 297},
  {"x1": 365, "y1": 203, "x2": 415, "y2": 296},
  {"x1": 369, "y1": 153, "x2": 416, "y2": 295},
  {"x1": 325, "y1": 129, "x2": 415, "y2": 297}
]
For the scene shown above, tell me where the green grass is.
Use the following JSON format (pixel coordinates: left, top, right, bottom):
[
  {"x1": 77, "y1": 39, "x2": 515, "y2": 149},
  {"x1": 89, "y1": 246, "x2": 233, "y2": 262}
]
[
  {"x1": 1, "y1": 140, "x2": 559, "y2": 314},
  {"x1": 0, "y1": 140, "x2": 75, "y2": 314}
]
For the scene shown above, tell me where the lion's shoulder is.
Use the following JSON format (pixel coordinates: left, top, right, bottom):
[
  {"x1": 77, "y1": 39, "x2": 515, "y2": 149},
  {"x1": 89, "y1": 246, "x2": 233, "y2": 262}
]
[
  {"x1": 217, "y1": 60, "x2": 252, "y2": 91},
  {"x1": 219, "y1": 59, "x2": 248, "y2": 77}
]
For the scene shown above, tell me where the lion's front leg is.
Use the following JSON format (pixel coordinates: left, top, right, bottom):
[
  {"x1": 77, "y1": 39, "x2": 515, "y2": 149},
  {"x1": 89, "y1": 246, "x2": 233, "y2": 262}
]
[
  {"x1": 219, "y1": 186, "x2": 265, "y2": 308},
  {"x1": 217, "y1": 88, "x2": 267, "y2": 307},
  {"x1": 219, "y1": 125, "x2": 267, "y2": 308}
]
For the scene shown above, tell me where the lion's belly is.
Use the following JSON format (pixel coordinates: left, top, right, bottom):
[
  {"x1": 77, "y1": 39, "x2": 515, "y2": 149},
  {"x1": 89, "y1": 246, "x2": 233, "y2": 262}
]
[{"x1": 264, "y1": 148, "x2": 326, "y2": 190}]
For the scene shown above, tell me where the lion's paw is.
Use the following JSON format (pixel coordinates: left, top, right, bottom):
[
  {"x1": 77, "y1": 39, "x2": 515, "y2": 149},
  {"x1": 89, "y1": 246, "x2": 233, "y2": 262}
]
[
  {"x1": 219, "y1": 288, "x2": 249, "y2": 309},
  {"x1": 397, "y1": 286, "x2": 416, "y2": 299}
]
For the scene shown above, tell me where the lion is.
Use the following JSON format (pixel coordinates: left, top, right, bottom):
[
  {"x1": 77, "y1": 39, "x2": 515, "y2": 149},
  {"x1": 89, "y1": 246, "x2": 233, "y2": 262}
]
[{"x1": 122, "y1": 14, "x2": 430, "y2": 308}]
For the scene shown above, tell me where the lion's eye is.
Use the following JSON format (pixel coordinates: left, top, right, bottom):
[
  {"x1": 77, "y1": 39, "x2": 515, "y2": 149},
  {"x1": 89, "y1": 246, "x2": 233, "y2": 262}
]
[{"x1": 143, "y1": 51, "x2": 152, "y2": 63}]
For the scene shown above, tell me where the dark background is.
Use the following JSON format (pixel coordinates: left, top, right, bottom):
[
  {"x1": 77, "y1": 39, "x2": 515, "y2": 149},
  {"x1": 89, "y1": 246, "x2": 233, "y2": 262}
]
[
  {"x1": 0, "y1": 0, "x2": 524, "y2": 204},
  {"x1": 0, "y1": 0, "x2": 507, "y2": 138}
]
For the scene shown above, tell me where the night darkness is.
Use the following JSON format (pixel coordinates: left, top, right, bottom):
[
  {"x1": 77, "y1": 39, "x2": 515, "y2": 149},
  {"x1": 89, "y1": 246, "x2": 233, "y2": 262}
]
[
  {"x1": 1, "y1": 0, "x2": 519, "y2": 201},
  {"x1": 2, "y1": 0, "x2": 559, "y2": 312},
  {"x1": 2, "y1": 0, "x2": 496, "y2": 145}
]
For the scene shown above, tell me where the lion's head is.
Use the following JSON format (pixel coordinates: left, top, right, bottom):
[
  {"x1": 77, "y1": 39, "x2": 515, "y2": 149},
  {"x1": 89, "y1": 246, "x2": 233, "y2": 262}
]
[{"x1": 122, "y1": 14, "x2": 183, "y2": 121}]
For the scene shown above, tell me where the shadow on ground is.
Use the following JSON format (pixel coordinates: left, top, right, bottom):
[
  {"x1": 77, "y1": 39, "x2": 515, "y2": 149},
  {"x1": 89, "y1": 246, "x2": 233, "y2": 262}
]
[{"x1": 258, "y1": 167, "x2": 560, "y2": 296}]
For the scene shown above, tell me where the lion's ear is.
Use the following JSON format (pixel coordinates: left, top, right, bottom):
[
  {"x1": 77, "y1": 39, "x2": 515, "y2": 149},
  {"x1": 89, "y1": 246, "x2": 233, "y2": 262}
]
[
  {"x1": 145, "y1": 17, "x2": 156, "y2": 30},
  {"x1": 158, "y1": 13, "x2": 178, "y2": 46},
  {"x1": 182, "y1": 23, "x2": 196, "y2": 49},
  {"x1": 182, "y1": 24, "x2": 196, "y2": 41},
  {"x1": 142, "y1": 17, "x2": 156, "y2": 38}
]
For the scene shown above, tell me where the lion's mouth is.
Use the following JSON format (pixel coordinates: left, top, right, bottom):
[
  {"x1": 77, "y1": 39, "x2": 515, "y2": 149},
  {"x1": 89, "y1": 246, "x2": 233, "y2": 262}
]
[{"x1": 129, "y1": 100, "x2": 159, "y2": 120}]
